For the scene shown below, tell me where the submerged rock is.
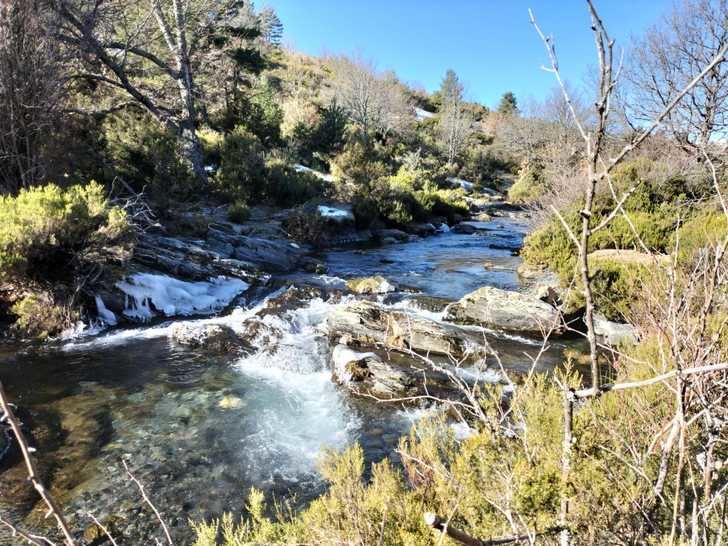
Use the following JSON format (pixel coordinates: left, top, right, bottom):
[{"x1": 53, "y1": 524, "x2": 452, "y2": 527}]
[
  {"x1": 331, "y1": 343, "x2": 413, "y2": 396},
  {"x1": 170, "y1": 323, "x2": 244, "y2": 354},
  {"x1": 445, "y1": 286, "x2": 561, "y2": 334},
  {"x1": 328, "y1": 301, "x2": 487, "y2": 360},
  {"x1": 346, "y1": 276, "x2": 397, "y2": 295}
]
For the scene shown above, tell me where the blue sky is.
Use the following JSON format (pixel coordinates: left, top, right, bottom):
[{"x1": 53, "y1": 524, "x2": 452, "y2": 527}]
[{"x1": 263, "y1": 0, "x2": 672, "y2": 109}]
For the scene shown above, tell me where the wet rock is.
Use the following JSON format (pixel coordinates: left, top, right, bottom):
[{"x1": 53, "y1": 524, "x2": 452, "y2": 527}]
[
  {"x1": 328, "y1": 301, "x2": 487, "y2": 360},
  {"x1": 170, "y1": 324, "x2": 244, "y2": 354},
  {"x1": 238, "y1": 318, "x2": 282, "y2": 350},
  {"x1": 346, "y1": 276, "x2": 397, "y2": 295},
  {"x1": 373, "y1": 229, "x2": 409, "y2": 243},
  {"x1": 331, "y1": 344, "x2": 414, "y2": 396},
  {"x1": 232, "y1": 236, "x2": 306, "y2": 273},
  {"x1": 218, "y1": 395, "x2": 244, "y2": 410},
  {"x1": 451, "y1": 223, "x2": 477, "y2": 234},
  {"x1": 83, "y1": 515, "x2": 123, "y2": 545},
  {"x1": 257, "y1": 286, "x2": 324, "y2": 317},
  {"x1": 445, "y1": 286, "x2": 562, "y2": 334},
  {"x1": 594, "y1": 314, "x2": 637, "y2": 346},
  {"x1": 406, "y1": 223, "x2": 437, "y2": 237}
]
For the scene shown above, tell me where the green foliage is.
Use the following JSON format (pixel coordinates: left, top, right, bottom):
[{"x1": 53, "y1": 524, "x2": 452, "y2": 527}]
[
  {"x1": 263, "y1": 158, "x2": 325, "y2": 207},
  {"x1": 497, "y1": 91, "x2": 518, "y2": 115},
  {"x1": 10, "y1": 292, "x2": 78, "y2": 340},
  {"x1": 212, "y1": 126, "x2": 267, "y2": 202},
  {"x1": 0, "y1": 182, "x2": 129, "y2": 280},
  {"x1": 673, "y1": 208, "x2": 728, "y2": 264},
  {"x1": 291, "y1": 102, "x2": 348, "y2": 167},
  {"x1": 103, "y1": 113, "x2": 195, "y2": 200},
  {"x1": 508, "y1": 159, "x2": 547, "y2": 203},
  {"x1": 0, "y1": 182, "x2": 130, "y2": 337},
  {"x1": 228, "y1": 200, "x2": 250, "y2": 223},
  {"x1": 284, "y1": 204, "x2": 329, "y2": 246}
]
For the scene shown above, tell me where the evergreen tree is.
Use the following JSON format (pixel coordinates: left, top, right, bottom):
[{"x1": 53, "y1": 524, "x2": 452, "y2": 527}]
[
  {"x1": 258, "y1": 7, "x2": 283, "y2": 46},
  {"x1": 497, "y1": 91, "x2": 518, "y2": 115}
]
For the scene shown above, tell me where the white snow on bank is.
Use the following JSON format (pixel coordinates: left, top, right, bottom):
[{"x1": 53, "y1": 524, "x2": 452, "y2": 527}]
[
  {"x1": 94, "y1": 295, "x2": 118, "y2": 326},
  {"x1": 446, "y1": 177, "x2": 475, "y2": 192},
  {"x1": 436, "y1": 223, "x2": 450, "y2": 233},
  {"x1": 116, "y1": 273, "x2": 249, "y2": 321},
  {"x1": 414, "y1": 107, "x2": 435, "y2": 121},
  {"x1": 317, "y1": 205, "x2": 354, "y2": 221},
  {"x1": 294, "y1": 163, "x2": 335, "y2": 183}
]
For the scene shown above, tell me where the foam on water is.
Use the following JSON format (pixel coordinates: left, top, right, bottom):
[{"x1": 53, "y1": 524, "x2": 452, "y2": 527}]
[{"x1": 234, "y1": 297, "x2": 358, "y2": 477}]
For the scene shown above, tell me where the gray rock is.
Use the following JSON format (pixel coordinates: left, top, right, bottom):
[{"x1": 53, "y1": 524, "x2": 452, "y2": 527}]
[
  {"x1": 445, "y1": 286, "x2": 562, "y2": 334},
  {"x1": 328, "y1": 301, "x2": 487, "y2": 361},
  {"x1": 232, "y1": 236, "x2": 305, "y2": 272},
  {"x1": 594, "y1": 315, "x2": 637, "y2": 346},
  {"x1": 331, "y1": 344, "x2": 413, "y2": 396},
  {"x1": 170, "y1": 324, "x2": 246, "y2": 354}
]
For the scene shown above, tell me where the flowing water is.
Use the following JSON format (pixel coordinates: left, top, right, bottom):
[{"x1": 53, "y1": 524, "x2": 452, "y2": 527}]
[{"x1": 0, "y1": 215, "x2": 581, "y2": 543}]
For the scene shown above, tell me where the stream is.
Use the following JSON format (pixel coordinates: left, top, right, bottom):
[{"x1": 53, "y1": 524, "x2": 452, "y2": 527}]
[{"x1": 0, "y1": 214, "x2": 581, "y2": 544}]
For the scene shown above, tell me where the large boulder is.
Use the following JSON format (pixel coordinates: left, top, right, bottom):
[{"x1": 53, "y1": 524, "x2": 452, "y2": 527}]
[
  {"x1": 327, "y1": 301, "x2": 487, "y2": 361},
  {"x1": 445, "y1": 286, "x2": 561, "y2": 334},
  {"x1": 346, "y1": 276, "x2": 397, "y2": 295},
  {"x1": 170, "y1": 323, "x2": 245, "y2": 354},
  {"x1": 594, "y1": 314, "x2": 637, "y2": 346},
  {"x1": 331, "y1": 343, "x2": 414, "y2": 396}
]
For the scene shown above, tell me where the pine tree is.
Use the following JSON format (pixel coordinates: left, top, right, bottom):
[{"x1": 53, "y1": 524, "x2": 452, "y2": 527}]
[{"x1": 497, "y1": 91, "x2": 518, "y2": 115}]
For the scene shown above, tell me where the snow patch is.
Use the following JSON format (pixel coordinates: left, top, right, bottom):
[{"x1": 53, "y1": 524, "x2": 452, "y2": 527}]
[
  {"x1": 294, "y1": 164, "x2": 335, "y2": 183},
  {"x1": 317, "y1": 205, "x2": 354, "y2": 221},
  {"x1": 116, "y1": 273, "x2": 249, "y2": 321},
  {"x1": 446, "y1": 177, "x2": 475, "y2": 192}
]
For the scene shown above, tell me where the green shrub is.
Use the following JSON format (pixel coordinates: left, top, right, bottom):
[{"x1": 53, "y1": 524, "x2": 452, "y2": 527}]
[
  {"x1": 0, "y1": 182, "x2": 130, "y2": 280},
  {"x1": 263, "y1": 158, "x2": 325, "y2": 207},
  {"x1": 508, "y1": 159, "x2": 547, "y2": 204},
  {"x1": 103, "y1": 113, "x2": 195, "y2": 200},
  {"x1": 212, "y1": 126, "x2": 267, "y2": 202},
  {"x1": 672, "y1": 208, "x2": 728, "y2": 264},
  {"x1": 284, "y1": 204, "x2": 328, "y2": 246},
  {"x1": 227, "y1": 200, "x2": 250, "y2": 223},
  {"x1": 10, "y1": 292, "x2": 77, "y2": 340}
]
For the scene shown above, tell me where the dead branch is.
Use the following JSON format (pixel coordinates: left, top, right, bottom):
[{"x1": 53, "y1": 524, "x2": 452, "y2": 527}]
[{"x1": 0, "y1": 381, "x2": 76, "y2": 546}]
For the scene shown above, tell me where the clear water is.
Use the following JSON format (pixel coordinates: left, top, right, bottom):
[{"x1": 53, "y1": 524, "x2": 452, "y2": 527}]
[{"x1": 0, "y1": 217, "x2": 578, "y2": 543}]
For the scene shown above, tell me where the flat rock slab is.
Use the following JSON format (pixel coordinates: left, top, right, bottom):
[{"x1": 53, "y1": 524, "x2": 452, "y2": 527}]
[
  {"x1": 327, "y1": 301, "x2": 487, "y2": 361},
  {"x1": 445, "y1": 286, "x2": 562, "y2": 334}
]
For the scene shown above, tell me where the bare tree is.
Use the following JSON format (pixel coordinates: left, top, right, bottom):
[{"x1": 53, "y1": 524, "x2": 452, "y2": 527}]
[
  {"x1": 326, "y1": 55, "x2": 413, "y2": 141},
  {"x1": 627, "y1": 0, "x2": 728, "y2": 156},
  {"x1": 0, "y1": 0, "x2": 64, "y2": 194},
  {"x1": 438, "y1": 69, "x2": 473, "y2": 164}
]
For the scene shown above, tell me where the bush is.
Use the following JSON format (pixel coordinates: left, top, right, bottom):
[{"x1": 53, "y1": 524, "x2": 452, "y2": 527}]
[
  {"x1": 263, "y1": 158, "x2": 325, "y2": 207},
  {"x1": 284, "y1": 204, "x2": 329, "y2": 246},
  {"x1": 227, "y1": 200, "x2": 250, "y2": 223},
  {"x1": 212, "y1": 126, "x2": 267, "y2": 202},
  {"x1": 672, "y1": 208, "x2": 728, "y2": 264},
  {"x1": 0, "y1": 182, "x2": 131, "y2": 337},
  {"x1": 0, "y1": 182, "x2": 130, "y2": 280},
  {"x1": 508, "y1": 159, "x2": 547, "y2": 203},
  {"x1": 103, "y1": 113, "x2": 195, "y2": 200},
  {"x1": 10, "y1": 292, "x2": 77, "y2": 340}
]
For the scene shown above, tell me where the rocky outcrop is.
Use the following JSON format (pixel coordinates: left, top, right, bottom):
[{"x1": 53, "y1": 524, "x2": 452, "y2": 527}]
[
  {"x1": 170, "y1": 323, "x2": 247, "y2": 354},
  {"x1": 346, "y1": 276, "x2": 397, "y2": 295},
  {"x1": 445, "y1": 286, "x2": 561, "y2": 334},
  {"x1": 331, "y1": 343, "x2": 414, "y2": 396},
  {"x1": 327, "y1": 301, "x2": 487, "y2": 360}
]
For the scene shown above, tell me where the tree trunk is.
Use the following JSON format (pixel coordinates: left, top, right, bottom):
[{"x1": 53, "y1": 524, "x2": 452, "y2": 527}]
[{"x1": 179, "y1": 120, "x2": 207, "y2": 184}]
